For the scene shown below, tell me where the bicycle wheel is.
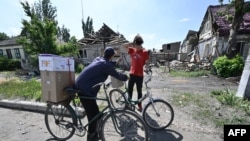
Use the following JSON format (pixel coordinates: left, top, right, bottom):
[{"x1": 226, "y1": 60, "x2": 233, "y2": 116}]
[
  {"x1": 44, "y1": 104, "x2": 77, "y2": 140},
  {"x1": 109, "y1": 89, "x2": 127, "y2": 109},
  {"x1": 100, "y1": 110, "x2": 148, "y2": 141},
  {"x1": 143, "y1": 99, "x2": 174, "y2": 130}
]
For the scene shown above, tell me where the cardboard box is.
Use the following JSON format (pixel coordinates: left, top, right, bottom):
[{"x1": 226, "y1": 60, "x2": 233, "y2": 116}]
[
  {"x1": 39, "y1": 54, "x2": 74, "y2": 72},
  {"x1": 39, "y1": 54, "x2": 75, "y2": 103},
  {"x1": 40, "y1": 71, "x2": 75, "y2": 103}
]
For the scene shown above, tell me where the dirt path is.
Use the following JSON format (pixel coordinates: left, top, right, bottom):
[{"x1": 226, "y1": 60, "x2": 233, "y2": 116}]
[
  {"x1": 0, "y1": 68, "x2": 241, "y2": 141},
  {"x1": 0, "y1": 106, "x2": 221, "y2": 141}
]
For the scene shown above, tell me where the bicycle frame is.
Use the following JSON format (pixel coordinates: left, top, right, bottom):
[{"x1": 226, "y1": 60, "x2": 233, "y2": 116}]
[
  {"x1": 61, "y1": 82, "x2": 123, "y2": 136},
  {"x1": 45, "y1": 80, "x2": 150, "y2": 140},
  {"x1": 109, "y1": 64, "x2": 174, "y2": 130},
  {"x1": 119, "y1": 64, "x2": 155, "y2": 108}
]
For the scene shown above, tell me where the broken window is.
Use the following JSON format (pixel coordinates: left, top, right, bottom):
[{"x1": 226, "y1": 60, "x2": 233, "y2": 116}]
[
  {"x1": 236, "y1": 42, "x2": 245, "y2": 55},
  {"x1": 14, "y1": 48, "x2": 21, "y2": 59},
  {"x1": 6, "y1": 49, "x2": 12, "y2": 59},
  {"x1": 167, "y1": 44, "x2": 171, "y2": 50},
  {"x1": 79, "y1": 49, "x2": 87, "y2": 58}
]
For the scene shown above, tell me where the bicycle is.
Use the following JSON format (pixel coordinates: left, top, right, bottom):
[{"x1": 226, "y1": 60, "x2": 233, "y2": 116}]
[
  {"x1": 109, "y1": 64, "x2": 174, "y2": 130},
  {"x1": 44, "y1": 81, "x2": 149, "y2": 141}
]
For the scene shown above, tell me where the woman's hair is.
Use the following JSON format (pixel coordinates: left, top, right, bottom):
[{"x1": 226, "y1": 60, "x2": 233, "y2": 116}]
[{"x1": 133, "y1": 34, "x2": 144, "y2": 45}]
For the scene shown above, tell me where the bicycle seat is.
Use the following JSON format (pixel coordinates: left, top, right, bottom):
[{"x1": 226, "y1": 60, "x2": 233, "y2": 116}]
[{"x1": 64, "y1": 87, "x2": 80, "y2": 95}]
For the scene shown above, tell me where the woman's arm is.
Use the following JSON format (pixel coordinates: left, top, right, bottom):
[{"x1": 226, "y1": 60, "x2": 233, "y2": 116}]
[{"x1": 122, "y1": 42, "x2": 134, "y2": 52}]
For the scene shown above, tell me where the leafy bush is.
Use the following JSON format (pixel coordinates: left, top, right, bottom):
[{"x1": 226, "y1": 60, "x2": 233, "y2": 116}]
[
  {"x1": 0, "y1": 57, "x2": 21, "y2": 71},
  {"x1": 213, "y1": 55, "x2": 244, "y2": 78}
]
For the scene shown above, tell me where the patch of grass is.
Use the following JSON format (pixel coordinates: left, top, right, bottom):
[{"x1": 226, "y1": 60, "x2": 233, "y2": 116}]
[
  {"x1": 172, "y1": 92, "x2": 216, "y2": 125},
  {"x1": 172, "y1": 89, "x2": 250, "y2": 128},
  {"x1": 211, "y1": 90, "x2": 250, "y2": 115},
  {"x1": 195, "y1": 109, "x2": 213, "y2": 125},
  {"x1": 215, "y1": 90, "x2": 240, "y2": 106},
  {"x1": 213, "y1": 115, "x2": 247, "y2": 127},
  {"x1": 211, "y1": 89, "x2": 250, "y2": 112},
  {"x1": 169, "y1": 70, "x2": 209, "y2": 77},
  {"x1": 0, "y1": 77, "x2": 108, "y2": 111},
  {"x1": 172, "y1": 93, "x2": 192, "y2": 106},
  {"x1": 172, "y1": 92, "x2": 204, "y2": 107},
  {"x1": 0, "y1": 78, "x2": 41, "y2": 101},
  {"x1": 211, "y1": 89, "x2": 250, "y2": 126}
]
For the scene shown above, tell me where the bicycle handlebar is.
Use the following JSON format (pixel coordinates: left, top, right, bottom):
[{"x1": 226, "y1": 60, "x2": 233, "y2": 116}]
[
  {"x1": 116, "y1": 63, "x2": 154, "y2": 88},
  {"x1": 144, "y1": 64, "x2": 153, "y2": 86}
]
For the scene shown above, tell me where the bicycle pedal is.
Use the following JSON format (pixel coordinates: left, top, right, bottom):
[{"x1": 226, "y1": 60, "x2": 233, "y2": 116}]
[{"x1": 74, "y1": 127, "x2": 86, "y2": 137}]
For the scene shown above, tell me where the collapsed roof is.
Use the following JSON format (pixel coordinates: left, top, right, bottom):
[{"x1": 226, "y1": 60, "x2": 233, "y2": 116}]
[
  {"x1": 78, "y1": 23, "x2": 128, "y2": 45},
  {"x1": 200, "y1": 2, "x2": 250, "y2": 36}
]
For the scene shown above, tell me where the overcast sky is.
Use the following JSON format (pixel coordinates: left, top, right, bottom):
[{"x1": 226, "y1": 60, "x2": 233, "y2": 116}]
[{"x1": 1, "y1": 0, "x2": 248, "y2": 49}]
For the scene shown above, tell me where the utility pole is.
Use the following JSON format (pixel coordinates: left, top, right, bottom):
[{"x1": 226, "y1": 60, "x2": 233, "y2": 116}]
[{"x1": 81, "y1": 0, "x2": 84, "y2": 21}]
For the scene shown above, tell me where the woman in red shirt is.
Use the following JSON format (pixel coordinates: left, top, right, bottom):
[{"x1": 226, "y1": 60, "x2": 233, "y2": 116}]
[{"x1": 123, "y1": 34, "x2": 149, "y2": 112}]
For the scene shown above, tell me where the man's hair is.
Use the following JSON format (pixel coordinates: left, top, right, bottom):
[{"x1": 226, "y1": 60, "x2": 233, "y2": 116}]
[{"x1": 133, "y1": 34, "x2": 144, "y2": 45}]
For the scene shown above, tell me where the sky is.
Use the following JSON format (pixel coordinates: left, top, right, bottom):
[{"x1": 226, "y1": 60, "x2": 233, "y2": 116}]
[{"x1": 0, "y1": 0, "x2": 247, "y2": 50}]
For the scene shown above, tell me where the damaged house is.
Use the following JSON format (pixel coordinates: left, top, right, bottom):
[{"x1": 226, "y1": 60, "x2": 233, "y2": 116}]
[
  {"x1": 178, "y1": 30, "x2": 198, "y2": 62},
  {"x1": 197, "y1": 3, "x2": 250, "y2": 62},
  {"x1": 0, "y1": 38, "x2": 28, "y2": 69},
  {"x1": 77, "y1": 23, "x2": 130, "y2": 68}
]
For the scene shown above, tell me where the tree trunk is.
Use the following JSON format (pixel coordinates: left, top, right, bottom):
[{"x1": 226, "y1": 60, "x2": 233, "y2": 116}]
[{"x1": 226, "y1": 0, "x2": 244, "y2": 59}]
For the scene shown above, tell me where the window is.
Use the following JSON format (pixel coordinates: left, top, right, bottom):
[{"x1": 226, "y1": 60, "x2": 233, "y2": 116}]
[
  {"x1": 236, "y1": 42, "x2": 245, "y2": 55},
  {"x1": 14, "y1": 48, "x2": 21, "y2": 59},
  {"x1": 0, "y1": 49, "x2": 3, "y2": 56},
  {"x1": 205, "y1": 21, "x2": 210, "y2": 32},
  {"x1": 6, "y1": 49, "x2": 12, "y2": 59},
  {"x1": 83, "y1": 50, "x2": 87, "y2": 58},
  {"x1": 79, "y1": 49, "x2": 87, "y2": 58},
  {"x1": 167, "y1": 44, "x2": 171, "y2": 50}
]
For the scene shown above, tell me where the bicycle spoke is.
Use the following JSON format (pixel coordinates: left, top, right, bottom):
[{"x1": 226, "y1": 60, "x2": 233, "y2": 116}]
[
  {"x1": 143, "y1": 100, "x2": 174, "y2": 130},
  {"x1": 100, "y1": 110, "x2": 148, "y2": 141},
  {"x1": 45, "y1": 104, "x2": 76, "y2": 140},
  {"x1": 109, "y1": 89, "x2": 127, "y2": 109}
]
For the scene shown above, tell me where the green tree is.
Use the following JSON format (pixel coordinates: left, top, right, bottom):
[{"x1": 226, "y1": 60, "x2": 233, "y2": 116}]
[
  {"x1": 57, "y1": 25, "x2": 71, "y2": 42},
  {"x1": 18, "y1": 1, "x2": 58, "y2": 69},
  {"x1": 219, "y1": 0, "x2": 250, "y2": 58},
  {"x1": 20, "y1": 0, "x2": 70, "y2": 41},
  {"x1": 20, "y1": 0, "x2": 57, "y2": 37},
  {"x1": 82, "y1": 16, "x2": 94, "y2": 37},
  {"x1": 57, "y1": 36, "x2": 80, "y2": 57},
  {"x1": 19, "y1": 1, "x2": 58, "y2": 55},
  {"x1": 0, "y1": 32, "x2": 10, "y2": 41},
  {"x1": 33, "y1": 0, "x2": 57, "y2": 21}
]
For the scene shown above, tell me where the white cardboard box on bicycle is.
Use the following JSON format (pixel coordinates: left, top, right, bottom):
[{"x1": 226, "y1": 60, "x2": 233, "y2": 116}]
[
  {"x1": 39, "y1": 54, "x2": 75, "y2": 103},
  {"x1": 110, "y1": 76, "x2": 124, "y2": 88},
  {"x1": 39, "y1": 54, "x2": 74, "y2": 71}
]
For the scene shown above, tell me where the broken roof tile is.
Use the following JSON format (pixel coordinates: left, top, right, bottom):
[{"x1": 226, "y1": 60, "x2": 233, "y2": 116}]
[{"x1": 208, "y1": 2, "x2": 250, "y2": 36}]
